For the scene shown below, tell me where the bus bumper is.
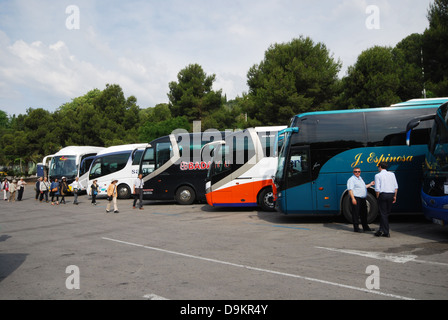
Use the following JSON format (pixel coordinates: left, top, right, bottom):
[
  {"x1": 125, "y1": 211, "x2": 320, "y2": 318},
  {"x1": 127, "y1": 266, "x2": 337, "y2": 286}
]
[{"x1": 422, "y1": 192, "x2": 448, "y2": 226}]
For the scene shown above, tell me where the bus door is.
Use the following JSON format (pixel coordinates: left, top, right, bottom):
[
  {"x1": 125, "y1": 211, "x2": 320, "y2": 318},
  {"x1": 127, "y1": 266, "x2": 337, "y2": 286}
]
[{"x1": 285, "y1": 146, "x2": 314, "y2": 212}]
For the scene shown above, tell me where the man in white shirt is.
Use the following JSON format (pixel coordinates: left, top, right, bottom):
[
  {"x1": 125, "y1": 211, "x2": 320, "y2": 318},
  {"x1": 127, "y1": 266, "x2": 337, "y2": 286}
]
[
  {"x1": 71, "y1": 177, "x2": 83, "y2": 205},
  {"x1": 133, "y1": 173, "x2": 144, "y2": 210},
  {"x1": 347, "y1": 167, "x2": 375, "y2": 233},
  {"x1": 374, "y1": 162, "x2": 398, "y2": 237},
  {"x1": 17, "y1": 177, "x2": 27, "y2": 201}
]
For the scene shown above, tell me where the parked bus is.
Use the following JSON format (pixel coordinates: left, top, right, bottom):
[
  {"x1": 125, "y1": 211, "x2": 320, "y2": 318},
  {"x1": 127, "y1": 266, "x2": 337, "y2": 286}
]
[
  {"x1": 273, "y1": 100, "x2": 443, "y2": 223},
  {"x1": 205, "y1": 126, "x2": 286, "y2": 211},
  {"x1": 78, "y1": 155, "x2": 97, "y2": 190},
  {"x1": 87, "y1": 144, "x2": 146, "y2": 199},
  {"x1": 406, "y1": 99, "x2": 448, "y2": 226},
  {"x1": 43, "y1": 146, "x2": 105, "y2": 186},
  {"x1": 139, "y1": 130, "x2": 225, "y2": 205}
]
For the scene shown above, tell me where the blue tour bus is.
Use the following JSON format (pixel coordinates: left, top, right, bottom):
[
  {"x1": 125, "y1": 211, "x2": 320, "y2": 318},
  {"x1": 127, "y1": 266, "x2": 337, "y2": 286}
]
[
  {"x1": 274, "y1": 98, "x2": 448, "y2": 223},
  {"x1": 406, "y1": 99, "x2": 448, "y2": 226}
]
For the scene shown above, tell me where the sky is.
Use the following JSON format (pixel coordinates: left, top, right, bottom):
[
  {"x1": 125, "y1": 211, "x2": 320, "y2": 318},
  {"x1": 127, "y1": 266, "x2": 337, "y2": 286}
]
[{"x1": 0, "y1": 0, "x2": 433, "y2": 116}]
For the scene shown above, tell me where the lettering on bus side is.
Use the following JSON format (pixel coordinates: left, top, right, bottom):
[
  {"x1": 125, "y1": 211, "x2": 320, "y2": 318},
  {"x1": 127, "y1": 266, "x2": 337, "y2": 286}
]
[
  {"x1": 351, "y1": 152, "x2": 414, "y2": 168},
  {"x1": 180, "y1": 161, "x2": 212, "y2": 171}
]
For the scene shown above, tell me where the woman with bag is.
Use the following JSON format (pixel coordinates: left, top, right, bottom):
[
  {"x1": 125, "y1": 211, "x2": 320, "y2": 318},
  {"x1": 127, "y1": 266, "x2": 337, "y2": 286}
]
[
  {"x1": 90, "y1": 179, "x2": 99, "y2": 205},
  {"x1": 39, "y1": 177, "x2": 50, "y2": 203},
  {"x1": 50, "y1": 178, "x2": 60, "y2": 205},
  {"x1": 106, "y1": 179, "x2": 119, "y2": 213},
  {"x1": 60, "y1": 177, "x2": 69, "y2": 204}
]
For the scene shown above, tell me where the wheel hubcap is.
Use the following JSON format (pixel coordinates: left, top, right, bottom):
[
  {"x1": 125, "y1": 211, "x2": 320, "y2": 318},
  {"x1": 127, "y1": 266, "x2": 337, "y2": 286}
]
[
  {"x1": 263, "y1": 192, "x2": 274, "y2": 208},
  {"x1": 180, "y1": 190, "x2": 191, "y2": 201}
]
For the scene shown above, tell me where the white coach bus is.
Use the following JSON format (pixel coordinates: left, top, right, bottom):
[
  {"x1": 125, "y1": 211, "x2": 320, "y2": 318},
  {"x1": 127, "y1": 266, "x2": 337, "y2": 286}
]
[
  {"x1": 87, "y1": 144, "x2": 147, "y2": 199},
  {"x1": 43, "y1": 146, "x2": 105, "y2": 186}
]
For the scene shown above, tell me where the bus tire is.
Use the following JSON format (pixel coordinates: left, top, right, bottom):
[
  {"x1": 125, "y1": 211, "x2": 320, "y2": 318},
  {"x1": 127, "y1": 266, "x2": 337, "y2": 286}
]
[
  {"x1": 117, "y1": 184, "x2": 131, "y2": 199},
  {"x1": 258, "y1": 187, "x2": 275, "y2": 212},
  {"x1": 175, "y1": 186, "x2": 196, "y2": 205},
  {"x1": 342, "y1": 193, "x2": 378, "y2": 224}
]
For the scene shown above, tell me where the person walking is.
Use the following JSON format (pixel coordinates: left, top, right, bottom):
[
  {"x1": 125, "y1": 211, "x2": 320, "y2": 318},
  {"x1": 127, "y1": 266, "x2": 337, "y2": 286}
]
[
  {"x1": 106, "y1": 179, "x2": 119, "y2": 213},
  {"x1": 50, "y1": 178, "x2": 60, "y2": 205},
  {"x1": 132, "y1": 173, "x2": 144, "y2": 210},
  {"x1": 60, "y1": 177, "x2": 69, "y2": 204},
  {"x1": 8, "y1": 179, "x2": 17, "y2": 202},
  {"x1": 2, "y1": 178, "x2": 9, "y2": 201},
  {"x1": 35, "y1": 177, "x2": 42, "y2": 201},
  {"x1": 71, "y1": 177, "x2": 83, "y2": 205},
  {"x1": 347, "y1": 167, "x2": 375, "y2": 233},
  {"x1": 39, "y1": 177, "x2": 50, "y2": 203},
  {"x1": 90, "y1": 180, "x2": 99, "y2": 205},
  {"x1": 17, "y1": 177, "x2": 27, "y2": 201},
  {"x1": 374, "y1": 162, "x2": 398, "y2": 238}
]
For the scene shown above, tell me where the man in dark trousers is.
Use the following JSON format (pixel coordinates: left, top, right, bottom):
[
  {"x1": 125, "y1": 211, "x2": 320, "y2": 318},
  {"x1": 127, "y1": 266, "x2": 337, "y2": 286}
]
[
  {"x1": 374, "y1": 162, "x2": 398, "y2": 237},
  {"x1": 133, "y1": 173, "x2": 144, "y2": 210},
  {"x1": 347, "y1": 167, "x2": 375, "y2": 233}
]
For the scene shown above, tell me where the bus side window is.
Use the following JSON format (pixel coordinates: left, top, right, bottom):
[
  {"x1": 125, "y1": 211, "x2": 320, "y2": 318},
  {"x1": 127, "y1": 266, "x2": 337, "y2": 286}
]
[
  {"x1": 132, "y1": 150, "x2": 144, "y2": 165},
  {"x1": 287, "y1": 147, "x2": 312, "y2": 188},
  {"x1": 289, "y1": 152, "x2": 308, "y2": 176},
  {"x1": 141, "y1": 148, "x2": 155, "y2": 176},
  {"x1": 156, "y1": 143, "x2": 173, "y2": 168}
]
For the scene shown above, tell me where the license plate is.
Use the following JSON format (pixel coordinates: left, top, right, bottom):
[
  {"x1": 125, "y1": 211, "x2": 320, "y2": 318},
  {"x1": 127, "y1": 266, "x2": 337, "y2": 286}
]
[{"x1": 432, "y1": 218, "x2": 445, "y2": 226}]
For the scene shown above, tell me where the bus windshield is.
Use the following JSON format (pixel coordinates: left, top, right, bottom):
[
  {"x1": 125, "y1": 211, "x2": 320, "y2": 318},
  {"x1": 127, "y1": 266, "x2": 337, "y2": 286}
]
[
  {"x1": 428, "y1": 105, "x2": 448, "y2": 171},
  {"x1": 275, "y1": 133, "x2": 290, "y2": 183},
  {"x1": 49, "y1": 155, "x2": 77, "y2": 179}
]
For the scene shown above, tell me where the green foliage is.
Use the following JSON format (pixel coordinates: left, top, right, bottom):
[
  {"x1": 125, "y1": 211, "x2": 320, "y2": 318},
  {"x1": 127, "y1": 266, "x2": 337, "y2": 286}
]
[
  {"x1": 139, "y1": 116, "x2": 190, "y2": 143},
  {"x1": 0, "y1": 110, "x2": 9, "y2": 129},
  {"x1": 168, "y1": 64, "x2": 225, "y2": 123},
  {"x1": 393, "y1": 33, "x2": 426, "y2": 101},
  {"x1": 246, "y1": 36, "x2": 342, "y2": 125},
  {"x1": 423, "y1": 0, "x2": 448, "y2": 96},
  {"x1": 340, "y1": 46, "x2": 401, "y2": 108}
]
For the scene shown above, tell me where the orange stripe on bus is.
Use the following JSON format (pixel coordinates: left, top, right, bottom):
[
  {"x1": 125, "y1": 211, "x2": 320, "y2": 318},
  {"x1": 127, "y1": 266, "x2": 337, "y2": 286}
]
[{"x1": 207, "y1": 180, "x2": 273, "y2": 206}]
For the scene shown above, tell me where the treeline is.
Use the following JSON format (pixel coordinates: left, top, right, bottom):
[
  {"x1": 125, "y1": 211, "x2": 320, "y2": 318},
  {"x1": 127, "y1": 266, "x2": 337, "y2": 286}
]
[{"x1": 1, "y1": 0, "x2": 447, "y2": 174}]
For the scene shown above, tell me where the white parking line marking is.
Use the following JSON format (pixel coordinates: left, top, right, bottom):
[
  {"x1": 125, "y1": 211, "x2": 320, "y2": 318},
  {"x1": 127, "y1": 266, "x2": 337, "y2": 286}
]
[
  {"x1": 102, "y1": 237, "x2": 415, "y2": 300},
  {"x1": 317, "y1": 247, "x2": 448, "y2": 267},
  {"x1": 316, "y1": 247, "x2": 418, "y2": 264}
]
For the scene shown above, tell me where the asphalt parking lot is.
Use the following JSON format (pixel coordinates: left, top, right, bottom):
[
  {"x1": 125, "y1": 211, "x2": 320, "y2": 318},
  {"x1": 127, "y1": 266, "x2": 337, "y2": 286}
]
[{"x1": 0, "y1": 187, "x2": 447, "y2": 303}]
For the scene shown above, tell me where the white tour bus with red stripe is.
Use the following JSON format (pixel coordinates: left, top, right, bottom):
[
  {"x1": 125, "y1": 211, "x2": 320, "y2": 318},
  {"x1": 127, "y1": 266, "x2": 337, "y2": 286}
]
[{"x1": 205, "y1": 126, "x2": 286, "y2": 211}]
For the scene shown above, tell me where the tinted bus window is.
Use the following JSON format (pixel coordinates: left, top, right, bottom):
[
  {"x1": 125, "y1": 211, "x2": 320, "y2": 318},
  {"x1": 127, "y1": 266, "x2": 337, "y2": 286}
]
[
  {"x1": 366, "y1": 109, "x2": 433, "y2": 146},
  {"x1": 156, "y1": 142, "x2": 173, "y2": 168},
  {"x1": 294, "y1": 113, "x2": 366, "y2": 145},
  {"x1": 141, "y1": 148, "x2": 155, "y2": 175},
  {"x1": 90, "y1": 152, "x2": 131, "y2": 179},
  {"x1": 132, "y1": 150, "x2": 144, "y2": 166}
]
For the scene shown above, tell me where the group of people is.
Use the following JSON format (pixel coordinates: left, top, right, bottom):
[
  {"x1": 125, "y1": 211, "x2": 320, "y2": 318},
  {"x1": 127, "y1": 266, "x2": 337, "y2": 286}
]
[
  {"x1": 347, "y1": 162, "x2": 399, "y2": 238},
  {"x1": 1, "y1": 177, "x2": 27, "y2": 202},
  {"x1": 33, "y1": 176, "x2": 75, "y2": 205},
  {"x1": 2, "y1": 174, "x2": 146, "y2": 214}
]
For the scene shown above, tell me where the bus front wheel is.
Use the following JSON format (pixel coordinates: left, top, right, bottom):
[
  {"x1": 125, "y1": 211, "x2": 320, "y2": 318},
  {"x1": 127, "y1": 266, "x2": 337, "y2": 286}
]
[
  {"x1": 175, "y1": 186, "x2": 196, "y2": 205},
  {"x1": 342, "y1": 193, "x2": 378, "y2": 224},
  {"x1": 258, "y1": 188, "x2": 275, "y2": 212}
]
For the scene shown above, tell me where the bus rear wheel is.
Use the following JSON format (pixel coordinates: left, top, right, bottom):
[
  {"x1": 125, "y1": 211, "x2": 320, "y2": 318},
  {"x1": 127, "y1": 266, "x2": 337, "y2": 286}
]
[
  {"x1": 258, "y1": 188, "x2": 275, "y2": 212},
  {"x1": 117, "y1": 184, "x2": 131, "y2": 199},
  {"x1": 175, "y1": 186, "x2": 196, "y2": 205},
  {"x1": 342, "y1": 193, "x2": 378, "y2": 224}
]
